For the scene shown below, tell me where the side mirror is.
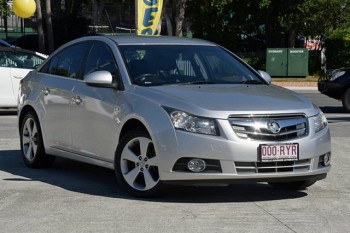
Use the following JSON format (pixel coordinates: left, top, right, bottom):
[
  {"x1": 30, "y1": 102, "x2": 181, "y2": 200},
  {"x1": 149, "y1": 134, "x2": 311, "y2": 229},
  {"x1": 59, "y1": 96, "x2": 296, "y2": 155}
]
[
  {"x1": 84, "y1": 70, "x2": 116, "y2": 88},
  {"x1": 258, "y1": 70, "x2": 272, "y2": 84}
]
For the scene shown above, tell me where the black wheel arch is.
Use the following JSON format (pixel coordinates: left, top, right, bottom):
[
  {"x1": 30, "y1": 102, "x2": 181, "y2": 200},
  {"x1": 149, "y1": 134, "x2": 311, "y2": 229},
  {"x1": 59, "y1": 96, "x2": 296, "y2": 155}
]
[
  {"x1": 119, "y1": 119, "x2": 150, "y2": 143},
  {"x1": 18, "y1": 105, "x2": 38, "y2": 132}
]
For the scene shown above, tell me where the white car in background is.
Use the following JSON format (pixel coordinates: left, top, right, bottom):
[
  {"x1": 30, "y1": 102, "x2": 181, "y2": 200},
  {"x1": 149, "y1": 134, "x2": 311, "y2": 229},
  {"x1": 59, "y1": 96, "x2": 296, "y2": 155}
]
[{"x1": 0, "y1": 47, "x2": 47, "y2": 108}]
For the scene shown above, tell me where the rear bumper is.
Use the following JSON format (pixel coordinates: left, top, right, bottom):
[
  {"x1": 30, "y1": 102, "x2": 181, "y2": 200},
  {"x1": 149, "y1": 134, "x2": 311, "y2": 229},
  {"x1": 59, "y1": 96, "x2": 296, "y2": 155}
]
[{"x1": 318, "y1": 80, "x2": 343, "y2": 99}]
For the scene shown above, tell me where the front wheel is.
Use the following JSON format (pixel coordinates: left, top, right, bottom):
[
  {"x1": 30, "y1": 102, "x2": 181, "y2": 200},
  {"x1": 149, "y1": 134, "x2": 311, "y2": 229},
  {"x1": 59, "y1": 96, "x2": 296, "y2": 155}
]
[
  {"x1": 341, "y1": 88, "x2": 350, "y2": 112},
  {"x1": 268, "y1": 180, "x2": 317, "y2": 190},
  {"x1": 20, "y1": 112, "x2": 55, "y2": 168},
  {"x1": 115, "y1": 130, "x2": 163, "y2": 197}
]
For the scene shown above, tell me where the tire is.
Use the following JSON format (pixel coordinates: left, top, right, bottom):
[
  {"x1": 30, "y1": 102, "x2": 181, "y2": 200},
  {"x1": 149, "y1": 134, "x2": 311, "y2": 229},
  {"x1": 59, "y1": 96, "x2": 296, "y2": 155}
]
[
  {"x1": 115, "y1": 130, "x2": 163, "y2": 197},
  {"x1": 341, "y1": 88, "x2": 350, "y2": 112},
  {"x1": 20, "y1": 112, "x2": 55, "y2": 168},
  {"x1": 268, "y1": 180, "x2": 317, "y2": 190}
]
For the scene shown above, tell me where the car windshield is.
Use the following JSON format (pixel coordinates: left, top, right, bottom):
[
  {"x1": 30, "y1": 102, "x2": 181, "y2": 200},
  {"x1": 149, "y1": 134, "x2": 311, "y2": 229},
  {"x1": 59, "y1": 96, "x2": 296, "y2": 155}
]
[{"x1": 119, "y1": 45, "x2": 264, "y2": 86}]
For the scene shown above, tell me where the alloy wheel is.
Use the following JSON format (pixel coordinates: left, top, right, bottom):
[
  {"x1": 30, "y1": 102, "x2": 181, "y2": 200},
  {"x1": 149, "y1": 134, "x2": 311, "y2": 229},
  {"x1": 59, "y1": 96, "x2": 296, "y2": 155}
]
[
  {"x1": 22, "y1": 117, "x2": 39, "y2": 161},
  {"x1": 120, "y1": 137, "x2": 160, "y2": 191}
]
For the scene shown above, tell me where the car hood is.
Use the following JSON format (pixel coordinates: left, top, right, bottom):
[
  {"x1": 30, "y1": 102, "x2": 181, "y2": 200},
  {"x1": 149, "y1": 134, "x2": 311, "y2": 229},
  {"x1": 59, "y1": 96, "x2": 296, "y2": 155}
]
[{"x1": 134, "y1": 84, "x2": 319, "y2": 118}]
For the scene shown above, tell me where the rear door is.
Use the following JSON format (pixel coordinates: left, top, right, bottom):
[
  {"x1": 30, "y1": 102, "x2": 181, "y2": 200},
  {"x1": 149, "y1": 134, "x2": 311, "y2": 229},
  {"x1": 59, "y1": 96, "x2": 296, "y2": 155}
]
[{"x1": 38, "y1": 42, "x2": 92, "y2": 150}]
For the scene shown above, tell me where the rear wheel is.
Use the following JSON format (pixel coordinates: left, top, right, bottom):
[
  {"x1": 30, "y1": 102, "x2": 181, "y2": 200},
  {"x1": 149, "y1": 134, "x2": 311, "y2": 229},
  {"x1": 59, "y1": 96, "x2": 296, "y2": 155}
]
[
  {"x1": 115, "y1": 130, "x2": 163, "y2": 197},
  {"x1": 20, "y1": 112, "x2": 55, "y2": 168},
  {"x1": 341, "y1": 88, "x2": 350, "y2": 112},
  {"x1": 268, "y1": 180, "x2": 316, "y2": 190}
]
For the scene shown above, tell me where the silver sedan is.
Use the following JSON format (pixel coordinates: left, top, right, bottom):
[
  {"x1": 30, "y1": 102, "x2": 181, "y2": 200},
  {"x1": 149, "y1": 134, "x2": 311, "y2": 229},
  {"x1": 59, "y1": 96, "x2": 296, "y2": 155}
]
[{"x1": 18, "y1": 36, "x2": 331, "y2": 197}]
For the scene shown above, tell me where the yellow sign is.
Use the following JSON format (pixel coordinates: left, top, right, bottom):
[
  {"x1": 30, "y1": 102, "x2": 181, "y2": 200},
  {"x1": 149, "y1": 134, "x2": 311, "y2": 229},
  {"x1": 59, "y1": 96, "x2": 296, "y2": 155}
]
[{"x1": 137, "y1": 0, "x2": 163, "y2": 35}]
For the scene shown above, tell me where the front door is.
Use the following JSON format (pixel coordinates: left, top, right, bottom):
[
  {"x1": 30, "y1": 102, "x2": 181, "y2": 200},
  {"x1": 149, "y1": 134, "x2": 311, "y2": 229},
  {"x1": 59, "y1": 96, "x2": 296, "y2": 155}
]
[{"x1": 70, "y1": 42, "x2": 120, "y2": 162}]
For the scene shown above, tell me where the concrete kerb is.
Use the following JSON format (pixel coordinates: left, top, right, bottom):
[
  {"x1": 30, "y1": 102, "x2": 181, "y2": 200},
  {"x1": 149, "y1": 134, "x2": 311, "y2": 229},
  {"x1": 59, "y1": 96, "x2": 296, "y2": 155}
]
[{"x1": 272, "y1": 82, "x2": 318, "y2": 91}]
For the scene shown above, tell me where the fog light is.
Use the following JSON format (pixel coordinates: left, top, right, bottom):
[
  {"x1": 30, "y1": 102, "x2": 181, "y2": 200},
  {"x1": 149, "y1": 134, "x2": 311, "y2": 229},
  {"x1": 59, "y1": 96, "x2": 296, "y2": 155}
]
[
  {"x1": 322, "y1": 152, "x2": 331, "y2": 167},
  {"x1": 187, "y1": 159, "x2": 206, "y2": 172}
]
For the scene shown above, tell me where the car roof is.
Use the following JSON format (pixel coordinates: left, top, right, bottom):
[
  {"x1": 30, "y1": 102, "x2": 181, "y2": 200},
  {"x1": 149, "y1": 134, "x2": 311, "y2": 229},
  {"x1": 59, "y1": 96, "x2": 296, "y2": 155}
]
[
  {"x1": 0, "y1": 47, "x2": 48, "y2": 58},
  {"x1": 73, "y1": 35, "x2": 217, "y2": 47},
  {"x1": 101, "y1": 35, "x2": 216, "y2": 46},
  {"x1": 0, "y1": 39, "x2": 13, "y2": 47},
  {"x1": 50, "y1": 36, "x2": 218, "y2": 59}
]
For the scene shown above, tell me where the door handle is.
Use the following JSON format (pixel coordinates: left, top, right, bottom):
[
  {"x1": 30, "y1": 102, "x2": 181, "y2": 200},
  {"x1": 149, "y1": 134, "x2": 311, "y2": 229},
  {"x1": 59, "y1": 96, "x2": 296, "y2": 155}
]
[
  {"x1": 73, "y1": 96, "x2": 83, "y2": 105},
  {"x1": 41, "y1": 88, "x2": 49, "y2": 96}
]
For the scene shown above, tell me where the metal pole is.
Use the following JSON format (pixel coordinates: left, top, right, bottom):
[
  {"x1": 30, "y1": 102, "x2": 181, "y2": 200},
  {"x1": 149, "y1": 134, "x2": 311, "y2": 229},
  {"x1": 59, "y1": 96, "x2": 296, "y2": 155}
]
[{"x1": 135, "y1": 0, "x2": 138, "y2": 35}]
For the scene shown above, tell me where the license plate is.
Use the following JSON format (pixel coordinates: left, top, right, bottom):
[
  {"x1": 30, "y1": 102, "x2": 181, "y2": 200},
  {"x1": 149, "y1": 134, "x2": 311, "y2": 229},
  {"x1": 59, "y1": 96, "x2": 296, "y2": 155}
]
[{"x1": 260, "y1": 143, "x2": 299, "y2": 162}]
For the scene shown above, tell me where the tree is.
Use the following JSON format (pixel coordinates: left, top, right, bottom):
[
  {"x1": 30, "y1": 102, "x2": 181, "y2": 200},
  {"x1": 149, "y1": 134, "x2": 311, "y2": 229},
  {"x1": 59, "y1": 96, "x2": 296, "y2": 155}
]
[
  {"x1": 45, "y1": 0, "x2": 54, "y2": 53},
  {"x1": 0, "y1": 0, "x2": 11, "y2": 39},
  {"x1": 187, "y1": 0, "x2": 265, "y2": 51},
  {"x1": 187, "y1": 0, "x2": 350, "y2": 50},
  {"x1": 162, "y1": 0, "x2": 188, "y2": 36},
  {"x1": 35, "y1": 0, "x2": 46, "y2": 53},
  {"x1": 260, "y1": 0, "x2": 350, "y2": 47}
]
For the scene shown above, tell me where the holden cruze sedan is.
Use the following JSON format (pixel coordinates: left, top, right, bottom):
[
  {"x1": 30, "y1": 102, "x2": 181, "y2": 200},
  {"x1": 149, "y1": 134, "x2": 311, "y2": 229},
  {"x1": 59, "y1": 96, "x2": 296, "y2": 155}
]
[{"x1": 18, "y1": 36, "x2": 331, "y2": 197}]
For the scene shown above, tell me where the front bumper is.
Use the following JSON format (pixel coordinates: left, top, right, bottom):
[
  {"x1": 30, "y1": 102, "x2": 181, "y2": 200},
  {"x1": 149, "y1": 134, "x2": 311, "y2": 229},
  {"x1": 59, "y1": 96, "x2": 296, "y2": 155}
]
[
  {"x1": 156, "y1": 121, "x2": 331, "y2": 182},
  {"x1": 164, "y1": 173, "x2": 327, "y2": 186}
]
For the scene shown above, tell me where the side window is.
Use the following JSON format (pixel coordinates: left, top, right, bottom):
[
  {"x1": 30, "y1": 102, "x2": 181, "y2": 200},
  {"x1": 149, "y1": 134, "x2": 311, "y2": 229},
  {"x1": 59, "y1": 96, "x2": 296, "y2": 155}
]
[
  {"x1": 83, "y1": 42, "x2": 118, "y2": 77},
  {"x1": 41, "y1": 43, "x2": 90, "y2": 79},
  {"x1": 47, "y1": 56, "x2": 59, "y2": 74},
  {"x1": 0, "y1": 51, "x2": 45, "y2": 69},
  {"x1": 0, "y1": 51, "x2": 7, "y2": 67}
]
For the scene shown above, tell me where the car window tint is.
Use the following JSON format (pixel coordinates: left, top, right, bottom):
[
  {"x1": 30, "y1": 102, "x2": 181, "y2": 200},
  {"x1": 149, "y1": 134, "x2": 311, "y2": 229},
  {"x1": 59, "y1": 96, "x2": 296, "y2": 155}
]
[
  {"x1": 47, "y1": 55, "x2": 59, "y2": 75},
  {"x1": 46, "y1": 43, "x2": 90, "y2": 79},
  {"x1": 83, "y1": 42, "x2": 118, "y2": 77},
  {"x1": 120, "y1": 45, "x2": 264, "y2": 86},
  {"x1": 0, "y1": 51, "x2": 45, "y2": 69},
  {"x1": 203, "y1": 49, "x2": 258, "y2": 83},
  {"x1": 0, "y1": 51, "x2": 7, "y2": 67}
]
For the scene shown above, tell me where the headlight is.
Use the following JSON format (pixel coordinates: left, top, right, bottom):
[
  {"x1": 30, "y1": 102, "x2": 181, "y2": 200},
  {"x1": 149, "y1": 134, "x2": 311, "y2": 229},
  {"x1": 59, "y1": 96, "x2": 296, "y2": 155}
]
[
  {"x1": 330, "y1": 70, "x2": 345, "y2": 81},
  {"x1": 164, "y1": 107, "x2": 219, "y2": 136},
  {"x1": 312, "y1": 108, "x2": 328, "y2": 133}
]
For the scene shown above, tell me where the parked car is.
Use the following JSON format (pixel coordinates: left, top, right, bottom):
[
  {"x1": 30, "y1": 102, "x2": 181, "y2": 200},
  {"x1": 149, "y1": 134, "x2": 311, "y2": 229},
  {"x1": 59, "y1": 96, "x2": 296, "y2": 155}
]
[
  {"x1": 0, "y1": 39, "x2": 16, "y2": 47},
  {"x1": 10, "y1": 34, "x2": 40, "y2": 52},
  {"x1": 318, "y1": 68, "x2": 350, "y2": 112},
  {"x1": 18, "y1": 36, "x2": 331, "y2": 197},
  {"x1": 0, "y1": 47, "x2": 47, "y2": 108}
]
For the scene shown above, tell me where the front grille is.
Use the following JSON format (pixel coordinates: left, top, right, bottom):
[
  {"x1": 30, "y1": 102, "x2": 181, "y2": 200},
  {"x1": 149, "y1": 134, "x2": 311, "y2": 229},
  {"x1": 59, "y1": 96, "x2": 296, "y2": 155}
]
[
  {"x1": 235, "y1": 159, "x2": 311, "y2": 174},
  {"x1": 229, "y1": 115, "x2": 308, "y2": 141}
]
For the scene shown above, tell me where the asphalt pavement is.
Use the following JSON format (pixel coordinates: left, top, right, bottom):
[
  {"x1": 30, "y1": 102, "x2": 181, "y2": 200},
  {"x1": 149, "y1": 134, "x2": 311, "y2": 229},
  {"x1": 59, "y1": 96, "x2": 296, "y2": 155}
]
[{"x1": 0, "y1": 90, "x2": 349, "y2": 233}]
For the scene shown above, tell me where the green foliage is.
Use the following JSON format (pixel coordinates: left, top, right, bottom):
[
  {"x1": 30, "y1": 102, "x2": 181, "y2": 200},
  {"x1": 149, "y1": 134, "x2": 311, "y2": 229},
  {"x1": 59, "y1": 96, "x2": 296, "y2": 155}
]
[
  {"x1": 187, "y1": 0, "x2": 265, "y2": 51},
  {"x1": 308, "y1": 50, "x2": 322, "y2": 75},
  {"x1": 241, "y1": 56, "x2": 266, "y2": 71},
  {"x1": 326, "y1": 28, "x2": 350, "y2": 69},
  {"x1": 0, "y1": 0, "x2": 11, "y2": 17},
  {"x1": 187, "y1": 0, "x2": 350, "y2": 50}
]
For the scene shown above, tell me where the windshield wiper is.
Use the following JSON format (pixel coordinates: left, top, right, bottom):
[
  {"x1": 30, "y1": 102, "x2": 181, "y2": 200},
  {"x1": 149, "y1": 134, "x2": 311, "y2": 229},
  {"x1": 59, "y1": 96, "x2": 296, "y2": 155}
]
[
  {"x1": 180, "y1": 81, "x2": 216, "y2": 85},
  {"x1": 240, "y1": 80, "x2": 264, "y2": 84}
]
